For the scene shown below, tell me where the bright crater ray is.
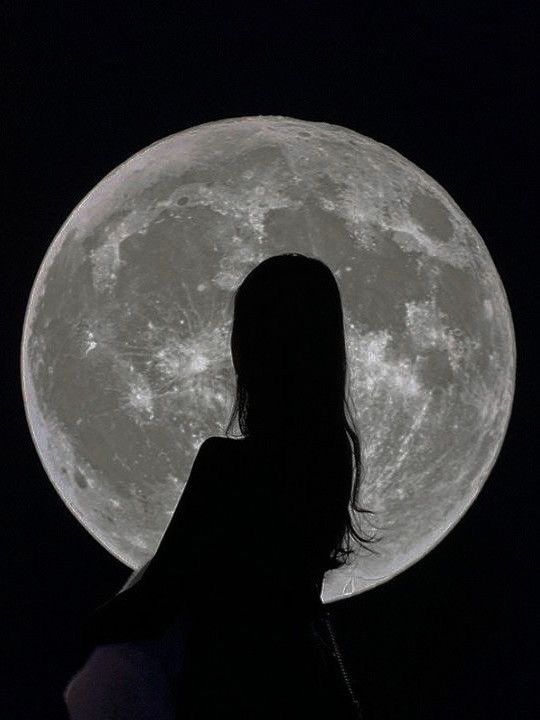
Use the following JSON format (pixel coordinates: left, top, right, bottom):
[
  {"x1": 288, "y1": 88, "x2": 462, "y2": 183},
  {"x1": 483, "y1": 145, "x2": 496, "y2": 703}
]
[{"x1": 21, "y1": 116, "x2": 516, "y2": 602}]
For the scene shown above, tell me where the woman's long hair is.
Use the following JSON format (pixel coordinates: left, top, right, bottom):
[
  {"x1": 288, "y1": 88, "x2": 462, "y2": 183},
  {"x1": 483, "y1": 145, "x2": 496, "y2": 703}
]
[{"x1": 224, "y1": 253, "x2": 379, "y2": 570}]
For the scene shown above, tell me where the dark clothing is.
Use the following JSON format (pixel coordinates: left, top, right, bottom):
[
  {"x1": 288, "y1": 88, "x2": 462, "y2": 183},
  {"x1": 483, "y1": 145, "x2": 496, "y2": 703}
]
[{"x1": 78, "y1": 434, "x2": 358, "y2": 718}]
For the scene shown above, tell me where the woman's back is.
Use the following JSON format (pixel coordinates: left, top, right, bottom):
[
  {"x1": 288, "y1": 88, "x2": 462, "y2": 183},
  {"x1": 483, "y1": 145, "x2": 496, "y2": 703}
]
[
  {"x1": 199, "y1": 434, "x2": 349, "y2": 604},
  {"x1": 82, "y1": 432, "x2": 350, "y2": 637},
  {"x1": 177, "y1": 433, "x2": 355, "y2": 718}
]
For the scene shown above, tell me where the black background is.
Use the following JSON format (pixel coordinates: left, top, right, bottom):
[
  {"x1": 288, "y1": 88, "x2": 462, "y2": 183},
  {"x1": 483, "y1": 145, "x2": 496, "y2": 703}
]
[{"x1": 3, "y1": 6, "x2": 537, "y2": 719}]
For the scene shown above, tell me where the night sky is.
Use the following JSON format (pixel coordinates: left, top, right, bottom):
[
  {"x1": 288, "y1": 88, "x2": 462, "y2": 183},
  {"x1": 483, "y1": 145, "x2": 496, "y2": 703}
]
[{"x1": 3, "y1": 7, "x2": 536, "y2": 719}]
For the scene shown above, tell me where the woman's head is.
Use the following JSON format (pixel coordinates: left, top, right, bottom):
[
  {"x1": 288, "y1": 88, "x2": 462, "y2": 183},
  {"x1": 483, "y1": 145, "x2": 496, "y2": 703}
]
[
  {"x1": 229, "y1": 253, "x2": 346, "y2": 436},
  {"x1": 225, "y1": 253, "x2": 379, "y2": 568}
]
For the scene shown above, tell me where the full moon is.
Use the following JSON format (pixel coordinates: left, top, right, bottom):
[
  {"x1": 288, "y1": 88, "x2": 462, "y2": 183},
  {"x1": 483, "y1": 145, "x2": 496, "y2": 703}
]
[{"x1": 21, "y1": 116, "x2": 515, "y2": 602}]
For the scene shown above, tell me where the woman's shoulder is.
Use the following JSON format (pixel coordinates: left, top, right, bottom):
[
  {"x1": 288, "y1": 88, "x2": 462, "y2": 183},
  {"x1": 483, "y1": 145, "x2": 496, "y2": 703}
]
[
  {"x1": 198, "y1": 435, "x2": 247, "y2": 470},
  {"x1": 203, "y1": 435, "x2": 251, "y2": 452},
  {"x1": 203, "y1": 434, "x2": 243, "y2": 443},
  {"x1": 196, "y1": 435, "x2": 238, "y2": 455}
]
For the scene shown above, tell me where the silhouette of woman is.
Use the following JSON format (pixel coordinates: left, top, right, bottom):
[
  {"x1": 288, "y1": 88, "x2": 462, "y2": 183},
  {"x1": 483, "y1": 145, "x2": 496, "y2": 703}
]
[{"x1": 64, "y1": 253, "x2": 378, "y2": 719}]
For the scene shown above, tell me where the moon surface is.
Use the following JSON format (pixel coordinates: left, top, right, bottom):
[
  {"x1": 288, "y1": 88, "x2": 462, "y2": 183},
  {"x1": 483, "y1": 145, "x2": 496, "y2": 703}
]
[{"x1": 20, "y1": 116, "x2": 515, "y2": 602}]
